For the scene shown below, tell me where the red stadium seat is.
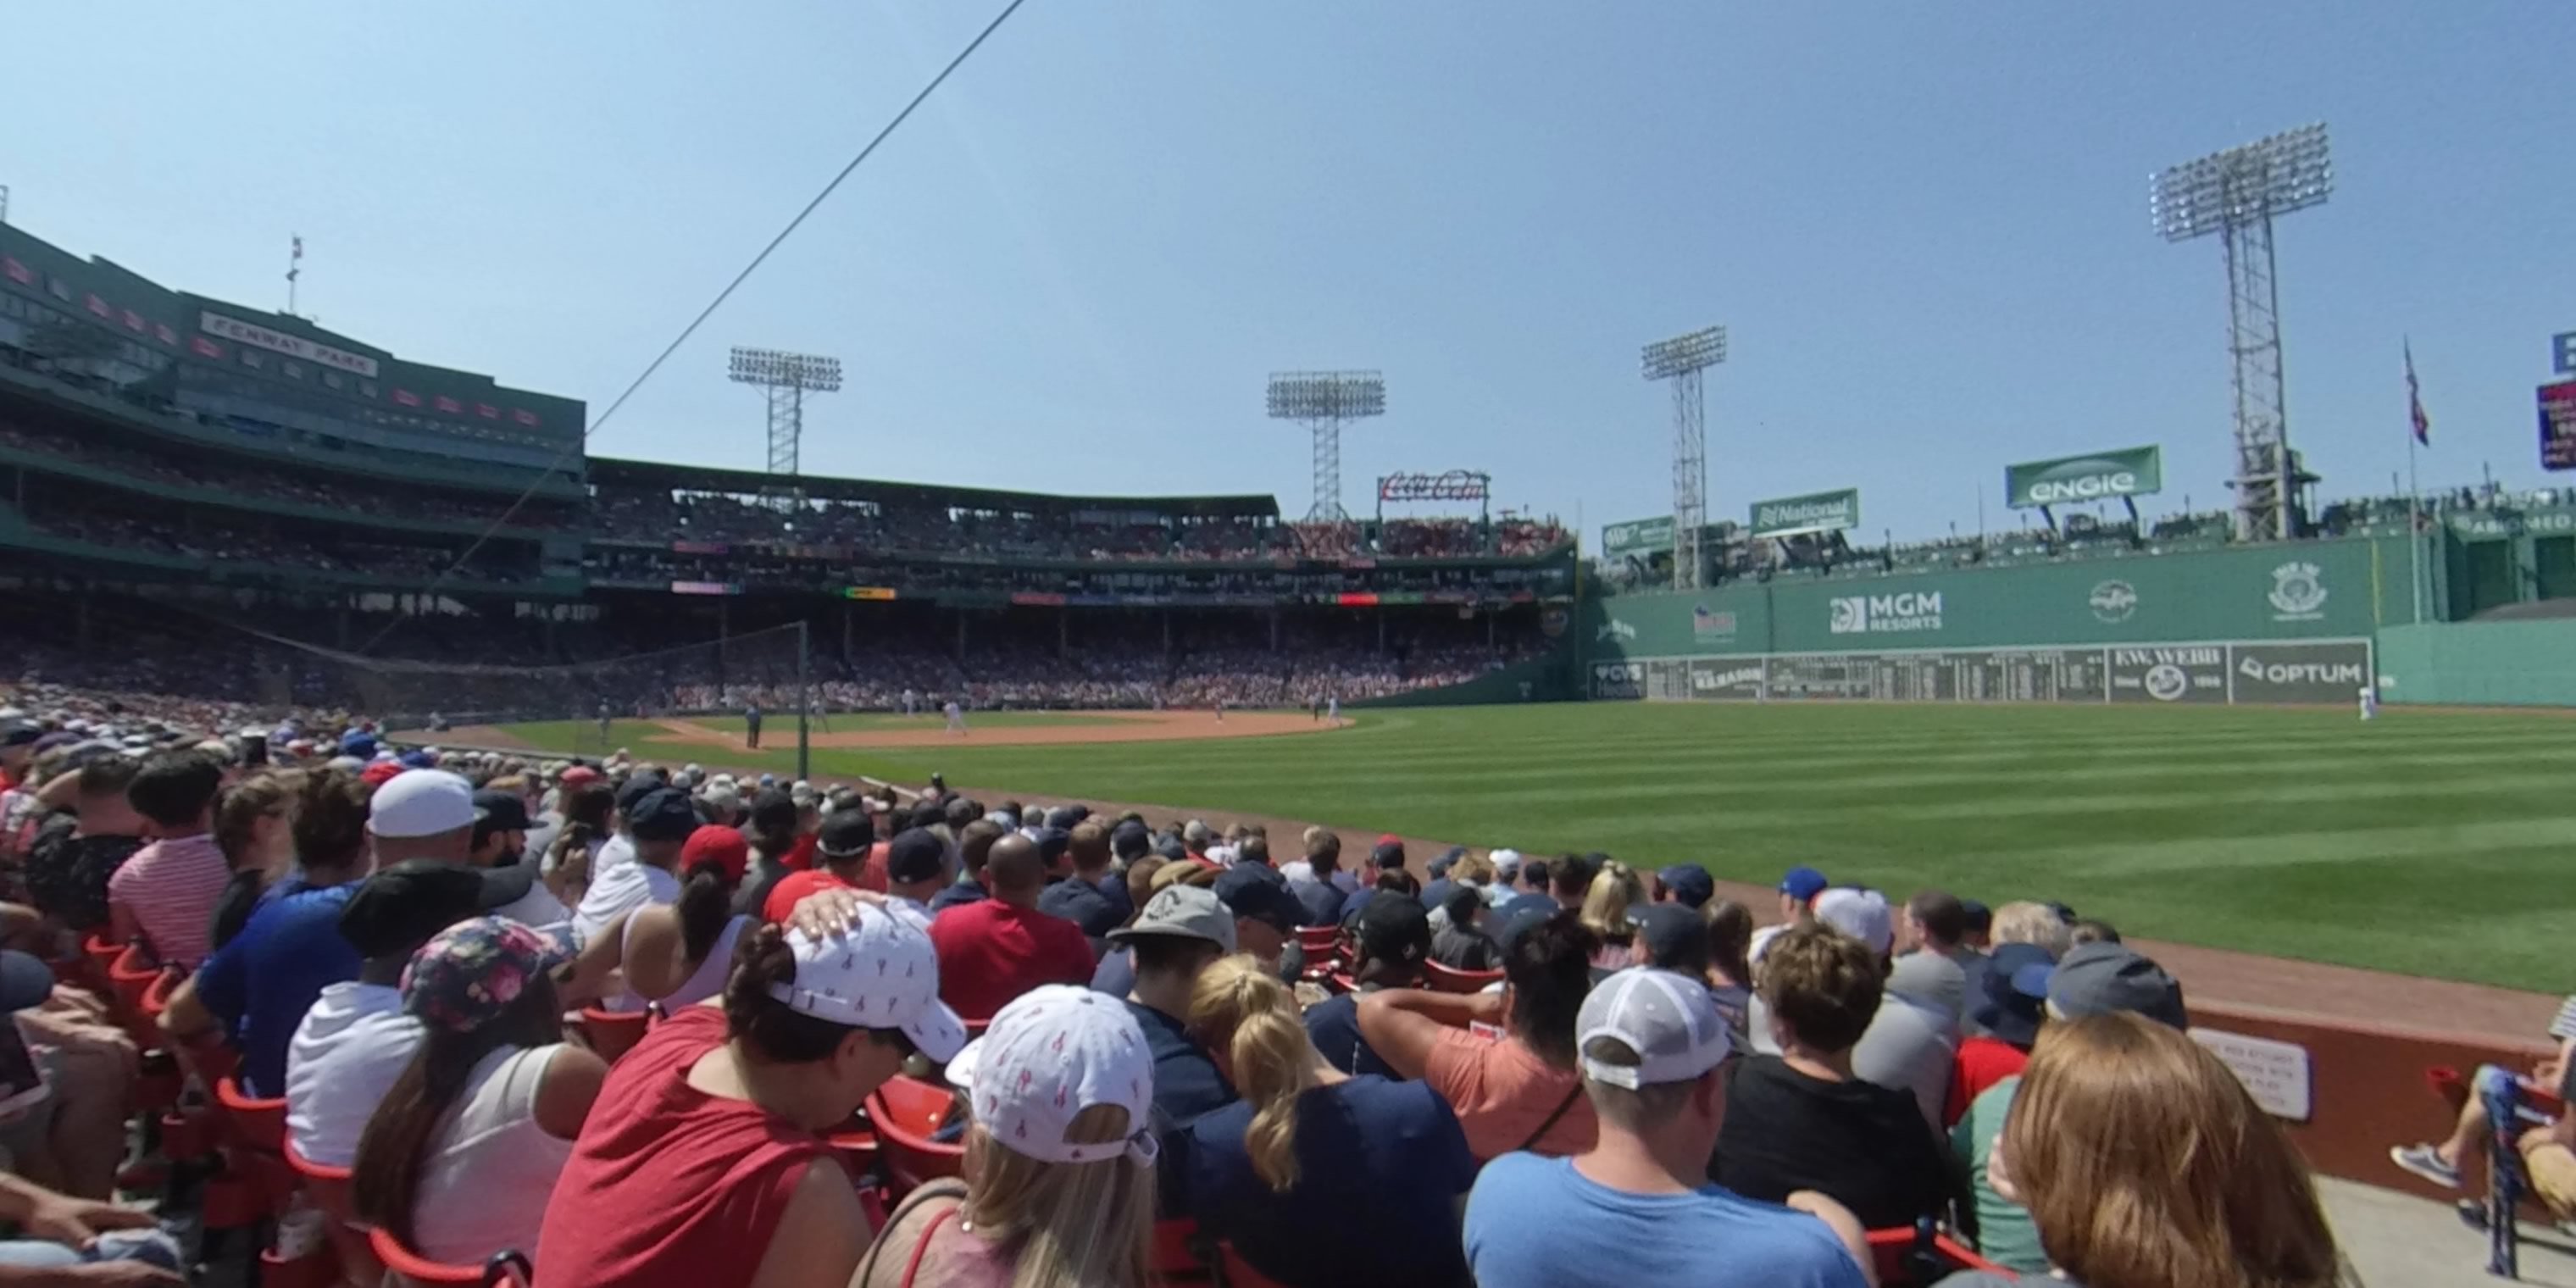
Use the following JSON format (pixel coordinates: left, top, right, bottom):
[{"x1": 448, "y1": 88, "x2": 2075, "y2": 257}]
[
  {"x1": 1152, "y1": 1220, "x2": 1212, "y2": 1282},
  {"x1": 577, "y1": 1007, "x2": 650, "y2": 1063},
  {"x1": 866, "y1": 1074, "x2": 964, "y2": 1196},
  {"x1": 1218, "y1": 1241, "x2": 1294, "y2": 1288},
  {"x1": 1293, "y1": 926, "x2": 1341, "y2": 981},
  {"x1": 1864, "y1": 1225, "x2": 2012, "y2": 1285},
  {"x1": 369, "y1": 1226, "x2": 532, "y2": 1288},
  {"x1": 215, "y1": 1075, "x2": 288, "y2": 1153},
  {"x1": 286, "y1": 1140, "x2": 383, "y2": 1288},
  {"x1": 1425, "y1": 961, "x2": 1503, "y2": 994}
]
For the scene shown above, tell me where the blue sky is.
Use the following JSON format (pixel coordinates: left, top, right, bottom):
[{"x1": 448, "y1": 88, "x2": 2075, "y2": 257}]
[{"x1": 7, "y1": 3, "x2": 2572, "y2": 541}]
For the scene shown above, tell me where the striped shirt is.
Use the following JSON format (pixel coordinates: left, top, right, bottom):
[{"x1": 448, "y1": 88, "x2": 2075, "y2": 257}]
[
  {"x1": 2551, "y1": 996, "x2": 2576, "y2": 1043},
  {"x1": 108, "y1": 832, "x2": 232, "y2": 969}
]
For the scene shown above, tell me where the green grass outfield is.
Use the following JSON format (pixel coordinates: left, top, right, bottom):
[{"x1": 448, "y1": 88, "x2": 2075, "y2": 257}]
[{"x1": 497, "y1": 702, "x2": 2576, "y2": 992}]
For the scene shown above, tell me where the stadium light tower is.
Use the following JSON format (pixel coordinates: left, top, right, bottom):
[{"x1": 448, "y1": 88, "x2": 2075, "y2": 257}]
[
  {"x1": 728, "y1": 347, "x2": 842, "y2": 478},
  {"x1": 2151, "y1": 123, "x2": 2333, "y2": 544},
  {"x1": 1641, "y1": 325, "x2": 1726, "y2": 590},
  {"x1": 1266, "y1": 370, "x2": 1385, "y2": 522}
]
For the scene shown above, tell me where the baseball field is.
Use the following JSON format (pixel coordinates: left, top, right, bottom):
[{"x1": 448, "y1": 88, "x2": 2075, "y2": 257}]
[{"x1": 489, "y1": 702, "x2": 2576, "y2": 994}]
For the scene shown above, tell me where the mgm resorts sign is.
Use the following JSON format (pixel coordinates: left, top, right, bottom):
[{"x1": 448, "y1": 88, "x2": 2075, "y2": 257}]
[
  {"x1": 2005, "y1": 445, "x2": 2163, "y2": 509},
  {"x1": 1829, "y1": 590, "x2": 1942, "y2": 635}
]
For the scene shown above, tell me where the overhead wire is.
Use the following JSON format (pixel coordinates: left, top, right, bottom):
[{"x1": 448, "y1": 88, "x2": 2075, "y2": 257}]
[{"x1": 356, "y1": 0, "x2": 1034, "y2": 657}]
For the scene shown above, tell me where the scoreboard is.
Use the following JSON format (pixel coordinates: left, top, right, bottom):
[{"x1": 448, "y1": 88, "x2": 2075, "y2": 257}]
[{"x1": 1604, "y1": 639, "x2": 2371, "y2": 708}]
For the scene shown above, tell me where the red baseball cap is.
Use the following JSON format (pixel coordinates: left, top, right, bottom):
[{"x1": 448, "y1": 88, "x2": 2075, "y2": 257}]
[
  {"x1": 680, "y1": 824, "x2": 751, "y2": 886},
  {"x1": 559, "y1": 765, "x2": 602, "y2": 788},
  {"x1": 360, "y1": 761, "x2": 407, "y2": 789}
]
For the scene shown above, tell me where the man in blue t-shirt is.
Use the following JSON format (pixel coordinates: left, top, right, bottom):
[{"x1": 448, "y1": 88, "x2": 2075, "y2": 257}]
[{"x1": 1464, "y1": 969, "x2": 1871, "y2": 1288}]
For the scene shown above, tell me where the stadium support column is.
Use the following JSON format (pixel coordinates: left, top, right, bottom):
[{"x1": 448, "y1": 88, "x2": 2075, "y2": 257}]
[
  {"x1": 796, "y1": 620, "x2": 811, "y2": 782},
  {"x1": 1058, "y1": 612, "x2": 1068, "y2": 659},
  {"x1": 954, "y1": 613, "x2": 966, "y2": 663}
]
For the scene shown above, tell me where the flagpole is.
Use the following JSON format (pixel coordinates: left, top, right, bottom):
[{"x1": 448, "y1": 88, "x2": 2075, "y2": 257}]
[{"x1": 2408, "y1": 429, "x2": 2423, "y2": 623}]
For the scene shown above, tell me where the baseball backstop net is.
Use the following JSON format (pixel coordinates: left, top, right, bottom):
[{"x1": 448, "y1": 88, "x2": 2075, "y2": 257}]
[{"x1": 213, "y1": 619, "x2": 814, "y2": 759}]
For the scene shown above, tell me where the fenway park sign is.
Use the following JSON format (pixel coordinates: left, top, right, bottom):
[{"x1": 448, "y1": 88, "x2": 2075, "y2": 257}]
[{"x1": 199, "y1": 311, "x2": 380, "y2": 378}]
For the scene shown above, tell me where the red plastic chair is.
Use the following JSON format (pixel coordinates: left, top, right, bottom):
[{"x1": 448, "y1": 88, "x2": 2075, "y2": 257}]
[
  {"x1": 577, "y1": 1007, "x2": 650, "y2": 1063},
  {"x1": 1863, "y1": 1225, "x2": 2012, "y2": 1286},
  {"x1": 1293, "y1": 925, "x2": 1341, "y2": 981},
  {"x1": 1425, "y1": 960, "x2": 1504, "y2": 994},
  {"x1": 1218, "y1": 1241, "x2": 1293, "y2": 1288},
  {"x1": 369, "y1": 1226, "x2": 532, "y2": 1288},
  {"x1": 286, "y1": 1141, "x2": 383, "y2": 1288},
  {"x1": 212, "y1": 1075, "x2": 297, "y2": 1218},
  {"x1": 866, "y1": 1074, "x2": 964, "y2": 1195},
  {"x1": 1152, "y1": 1219, "x2": 1212, "y2": 1282}
]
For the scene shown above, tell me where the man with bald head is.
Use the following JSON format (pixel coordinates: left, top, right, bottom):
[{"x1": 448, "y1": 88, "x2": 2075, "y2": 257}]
[{"x1": 927, "y1": 830, "x2": 1096, "y2": 1020}]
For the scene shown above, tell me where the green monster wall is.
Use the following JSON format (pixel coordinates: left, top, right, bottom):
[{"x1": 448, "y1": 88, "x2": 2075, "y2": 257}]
[{"x1": 1585, "y1": 537, "x2": 2422, "y2": 660}]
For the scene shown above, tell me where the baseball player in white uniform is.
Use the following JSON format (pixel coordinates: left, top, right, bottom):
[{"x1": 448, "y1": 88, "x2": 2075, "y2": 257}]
[{"x1": 944, "y1": 700, "x2": 966, "y2": 736}]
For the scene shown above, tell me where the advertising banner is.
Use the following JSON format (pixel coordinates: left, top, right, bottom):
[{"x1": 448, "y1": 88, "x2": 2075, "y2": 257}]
[
  {"x1": 2227, "y1": 641, "x2": 2372, "y2": 703},
  {"x1": 1687, "y1": 658, "x2": 1767, "y2": 700},
  {"x1": 1589, "y1": 661, "x2": 1644, "y2": 700},
  {"x1": 2542, "y1": 380, "x2": 2576, "y2": 472},
  {"x1": 1748, "y1": 489, "x2": 1861, "y2": 538},
  {"x1": 1601, "y1": 517, "x2": 1674, "y2": 558},
  {"x1": 2105, "y1": 644, "x2": 2229, "y2": 703},
  {"x1": 2006, "y1": 446, "x2": 2164, "y2": 508}
]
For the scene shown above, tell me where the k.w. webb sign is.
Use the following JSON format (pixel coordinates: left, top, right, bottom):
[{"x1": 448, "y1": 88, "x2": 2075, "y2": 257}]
[
  {"x1": 2005, "y1": 445, "x2": 2163, "y2": 508},
  {"x1": 1749, "y1": 488, "x2": 1860, "y2": 539}
]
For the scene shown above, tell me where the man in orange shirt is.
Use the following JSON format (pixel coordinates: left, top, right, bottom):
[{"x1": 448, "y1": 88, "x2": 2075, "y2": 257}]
[{"x1": 926, "y1": 833, "x2": 1095, "y2": 1021}]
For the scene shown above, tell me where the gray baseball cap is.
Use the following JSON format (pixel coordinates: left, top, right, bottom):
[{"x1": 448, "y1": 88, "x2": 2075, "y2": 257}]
[
  {"x1": 1106, "y1": 885, "x2": 1237, "y2": 952},
  {"x1": 2046, "y1": 941, "x2": 2187, "y2": 1030}
]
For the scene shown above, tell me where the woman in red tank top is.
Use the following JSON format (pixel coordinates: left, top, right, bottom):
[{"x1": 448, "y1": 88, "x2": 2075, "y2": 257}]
[{"x1": 536, "y1": 900, "x2": 968, "y2": 1288}]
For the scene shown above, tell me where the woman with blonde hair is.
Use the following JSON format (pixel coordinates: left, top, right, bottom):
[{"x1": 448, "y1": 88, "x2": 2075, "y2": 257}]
[
  {"x1": 1579, "y1": 861, "x2": 1646, "y2": 971},
  {"x1": 858, "y1": 985, "x2": 1158, "y2": 1288},
  {"x1": 1182, "y1": 955, "x2": 1475, "y2": 1288},
  {"x1": 1934, "y1": 1011, "x2": 2344, "y2": 1288},
  {"x1": 1987, "y1": 901, "x2": 2072, "y2": 959}
]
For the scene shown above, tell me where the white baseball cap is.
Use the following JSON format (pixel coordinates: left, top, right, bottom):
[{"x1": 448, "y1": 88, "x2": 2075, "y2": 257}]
[
  {"x1": 1578, "y1": 968, "x2": 1732, "y2": 1090},
  {"x1": 369, "y1": 769, "x2": 477, "y2": 838},
  {"x1": 946, "y1": 985, "x2": 1158, "y2": 1166},
  {"x1": 765, "y1": 907, "x2": 966, "y2": 1062},
  {"x1": 1491, "y1": 848, "x2": 1523, "y2": 880},
  {"x1": 1813, "y1": 887, "x2": 1895, "y2": 957}
]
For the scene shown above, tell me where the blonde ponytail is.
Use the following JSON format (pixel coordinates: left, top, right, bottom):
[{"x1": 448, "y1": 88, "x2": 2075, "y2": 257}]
[{"x1": 1185, "y1": 954, "x2": 1319, "y2": 1192}]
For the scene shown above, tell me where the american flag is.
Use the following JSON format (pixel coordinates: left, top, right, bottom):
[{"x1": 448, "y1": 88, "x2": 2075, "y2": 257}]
[{"x1": 2406, "y1": 341, "x2": 2430, "y2": 447}]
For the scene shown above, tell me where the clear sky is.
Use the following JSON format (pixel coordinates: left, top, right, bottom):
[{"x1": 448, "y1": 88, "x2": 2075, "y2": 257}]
[{"x1": 7, "y1": 3, "x2": 2572, "y2": 541}]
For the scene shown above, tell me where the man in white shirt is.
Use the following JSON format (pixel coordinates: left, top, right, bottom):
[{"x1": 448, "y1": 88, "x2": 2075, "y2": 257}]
[
  {"x1": 369, "y1": 772, "x2": 569, "y2": 930},
  {"x1": 569, "y1": 786, "x2": 697, "y2": 949},
  {"x1": 283, "y1": 862, "x2": 500, "y2": 1166},
  {"x1": 1747, "y1": 866, "x2": 1829, "y2": 966}
]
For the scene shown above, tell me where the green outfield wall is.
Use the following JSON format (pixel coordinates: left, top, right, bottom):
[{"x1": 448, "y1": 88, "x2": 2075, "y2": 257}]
[
  {"x1": 2375, "y1": 620, "x2": 2576, "y2": 707},
  {"x1": 1349, "y1": 654, "x2": 1571, "y2": 708},
  {"x1": 1585, "y1": 536, "x2": 2421, "y2": 660}
]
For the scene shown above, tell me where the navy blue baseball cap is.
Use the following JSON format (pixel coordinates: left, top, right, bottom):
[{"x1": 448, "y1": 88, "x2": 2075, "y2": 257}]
[
  {"x1": 1779, "y1": 866, "x2": 1829, "y2": 902},
  {"x1": 1657, "y1": 865, "x2": 1716, "y2": 909}
]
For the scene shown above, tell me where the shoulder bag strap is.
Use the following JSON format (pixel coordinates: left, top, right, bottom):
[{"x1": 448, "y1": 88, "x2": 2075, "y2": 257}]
[{"x1": 1515, "y1": 1080, "x2": 1585, "y2": 1154}]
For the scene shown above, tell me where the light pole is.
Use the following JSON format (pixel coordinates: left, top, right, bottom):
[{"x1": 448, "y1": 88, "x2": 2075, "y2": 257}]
[
  {"x1": 728, "y1": 347, "x2": 842, "y2": 480},
  {"x1": 1641, "y1": 326, "x2": 1727, "y2": 589},
  {"x1": 2151, "y1": 124, "x2": 2332, "y2": 543},
  {"x1": 1266, "y1": 371, "x2": 1385, "y2": 522}
]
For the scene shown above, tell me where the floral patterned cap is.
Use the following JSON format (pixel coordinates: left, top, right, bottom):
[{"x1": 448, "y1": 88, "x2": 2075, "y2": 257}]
[{"x1": 400, "y1": 917, "x2": 575, "y2": 1035}]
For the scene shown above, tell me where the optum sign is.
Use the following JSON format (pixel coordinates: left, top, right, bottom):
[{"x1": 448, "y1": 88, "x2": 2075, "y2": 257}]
[{"x1": 2005, "y1": 445, "x2": 2164, "y2": 509}]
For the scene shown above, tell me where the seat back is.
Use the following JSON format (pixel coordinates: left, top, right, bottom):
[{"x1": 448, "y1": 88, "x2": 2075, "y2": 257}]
[
  {"x1": 578, "y1": 1008, "x2": 650, "y2": 1063},
  {"x1": 1151, "y1": 1219, "x2": 1211, "y2": 1282},
  {"x1": 1424, "y1": 960, "x2": 1504, "y2": 994},
  {"x1": 286, "y1": 1141, "x2": 383, "y2": 1288},
  {"x1": 369, "y1": 1227, "x2": 529, "y2": 1288},
  {"x1": 1291, "y1": 925, "x2": 1339, "y2": 956},
  {"x1": 1218, "y1": 1241, "x2": 1293, "y2": 1288},
  {"x1": 866, "y1": 1075, "x2": 964, "y2": 1195},
  {"x1": 215, "y1": 1075, "x2": 289, "y2": 1152},
  {"x1": 1864, "y1": 1224, "x2": 2009, "y2": 1286}
]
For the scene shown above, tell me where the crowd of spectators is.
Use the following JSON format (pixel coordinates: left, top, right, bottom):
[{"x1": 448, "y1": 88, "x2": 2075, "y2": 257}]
[
  {"x1": 0, "y1": 696, "x2": 2380, "y2": 1288},
  {"x1": 589, "y1": 486, "x2": 1569, "y2": 565},
  {"x1": 0, "y1": 424, "x2": 581, "y2": 533}
]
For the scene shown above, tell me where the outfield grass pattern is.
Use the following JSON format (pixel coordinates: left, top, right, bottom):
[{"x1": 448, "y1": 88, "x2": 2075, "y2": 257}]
[{"x1": 502, "y1": 703, "x2": 2576, "y2": 992}]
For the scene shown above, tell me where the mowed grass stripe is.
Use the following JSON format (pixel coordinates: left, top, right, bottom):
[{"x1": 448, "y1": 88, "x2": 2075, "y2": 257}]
[{"x1": 500, "y1": 703, "x2": 2574, "y2": 991}]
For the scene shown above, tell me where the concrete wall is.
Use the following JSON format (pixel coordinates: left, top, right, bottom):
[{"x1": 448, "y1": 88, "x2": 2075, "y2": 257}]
[{"x1": 2377, "y1": 619, "x2": 2576, "y2": 707}]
